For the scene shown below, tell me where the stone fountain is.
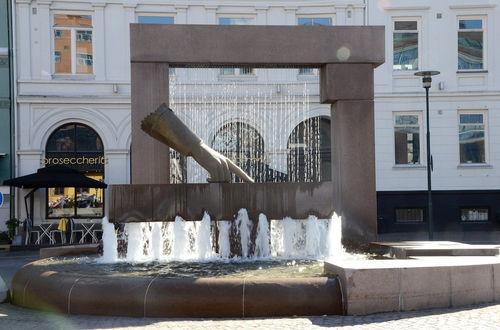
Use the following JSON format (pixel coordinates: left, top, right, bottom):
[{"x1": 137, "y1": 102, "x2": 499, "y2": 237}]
[{"x1": 11, "y1": 24, "x2": 388, "y2": 318}]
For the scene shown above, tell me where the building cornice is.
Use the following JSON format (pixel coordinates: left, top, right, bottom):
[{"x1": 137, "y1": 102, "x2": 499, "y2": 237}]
[
  {"x1": 375, "y1": 91, "x2": 500, "y2": 99},
  {"x1": 17, "y1": 150, "x2": 43, "y2": 156},
  {"x1": 17, "y1": 95, "x2": 132, "y2": 104},
  {"x1": 382, "y1": 6, "x2": 430, "y2": 11},
  {"x1": 449, "y1": 4, "x2": 496, "y2": 10},
  {"x1": 15, "y1": 0, "x2": 32, "y2": 5}
]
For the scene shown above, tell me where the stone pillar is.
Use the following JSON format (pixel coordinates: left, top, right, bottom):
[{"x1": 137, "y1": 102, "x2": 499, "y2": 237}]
[
  {"x1": 175, "y1": 5, "x2": 188, "y2": 24},
  {"x1": 205, "y1": 6, "x2": 218, "y2": 24},
  {"x1": 284, "y1": 6, "x2": 297, "y2": 25},
  {"x1": 37, "y1": 1, "x2": 52, "y2": 80},
  {"x1": 130, "y1": 63, "x2": 170, "y2": 184},
  {"x1": 256, "y1": 6, "x2": 268, "y2": 25},
  {"x1": 123, "y1": 4, "x2": 136, "y2": 81},
  {"x1": 320, "y1": 63, "x2": 377, "y2": 247},
  {"x1": 93, "y1": 3, "x2": 106, "y2": 81},
  {"x1": 16, "y1": 0, "x2": 32, "y2": 80}
]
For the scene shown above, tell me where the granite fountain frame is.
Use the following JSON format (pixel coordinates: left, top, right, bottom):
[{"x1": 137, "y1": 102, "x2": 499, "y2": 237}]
[
  {"x1": 11, "y1": 24, "x2": 388, "y2": 318},
  {"x1": 118, "y1": 24, "x2": 385, "y2": 248}
]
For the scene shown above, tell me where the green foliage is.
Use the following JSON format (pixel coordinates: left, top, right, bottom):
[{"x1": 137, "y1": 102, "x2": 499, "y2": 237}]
[{"x1": 5, "y1": 218, "x2": 20, "y2": 239}]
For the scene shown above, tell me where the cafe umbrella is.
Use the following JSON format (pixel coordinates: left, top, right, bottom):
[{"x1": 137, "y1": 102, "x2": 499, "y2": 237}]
[{"x1": 3, "y1": 165, "x2": 107, "y2": 242}]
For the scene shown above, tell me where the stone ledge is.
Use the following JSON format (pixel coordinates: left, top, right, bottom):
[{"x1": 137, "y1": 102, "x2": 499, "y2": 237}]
[
  {"x1": 11, "y1": 261, "x2": 343, "y2": 318},
  {"x1": 325, "y1": 256, "x2": 500, "y2": 315}
]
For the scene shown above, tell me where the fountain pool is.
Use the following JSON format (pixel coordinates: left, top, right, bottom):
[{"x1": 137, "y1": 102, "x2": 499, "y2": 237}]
[{"x1": 11, "y1": 213, "x2": 347, "y2": 318}]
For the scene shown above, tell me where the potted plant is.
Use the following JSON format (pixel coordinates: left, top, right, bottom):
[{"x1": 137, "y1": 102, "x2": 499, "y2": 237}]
[{"x1": 5, "y1": 218, "x2": 21, "y2": 241}]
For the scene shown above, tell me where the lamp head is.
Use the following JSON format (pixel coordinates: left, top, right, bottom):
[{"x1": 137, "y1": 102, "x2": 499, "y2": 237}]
[{"x1": 414, "y1": 70, "x2": 440, "y2": 89}]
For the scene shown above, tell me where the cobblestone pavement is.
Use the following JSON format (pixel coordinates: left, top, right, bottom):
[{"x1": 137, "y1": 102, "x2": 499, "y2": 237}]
[{"x1": 0, "y1": 302, "x2": 498, "y2": 330}]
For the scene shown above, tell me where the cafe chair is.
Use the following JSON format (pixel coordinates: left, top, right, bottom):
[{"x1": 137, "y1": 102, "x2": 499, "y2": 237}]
[
  {"x1": 50, "y1": 218, "x2": 67, "y2": 244},
  {"x1": 69, "y1": 219, "x2": 84, "y2": 244},
  {"x1": 92, "y1": 224, "x2": 103, "y2": 243},
  {"x1": 24, "y1": 218, "x2": 41, "y2": 245}
]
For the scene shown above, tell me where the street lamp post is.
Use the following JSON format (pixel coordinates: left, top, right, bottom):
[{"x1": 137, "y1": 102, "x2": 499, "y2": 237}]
[{"x1": 414, "y1": 70, "x2": 440, "y2": 241}]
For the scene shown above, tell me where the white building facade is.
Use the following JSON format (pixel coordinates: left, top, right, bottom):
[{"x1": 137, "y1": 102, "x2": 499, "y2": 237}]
[{"x1": 11, "y1": 0, "x2": 500, "y2": 240}]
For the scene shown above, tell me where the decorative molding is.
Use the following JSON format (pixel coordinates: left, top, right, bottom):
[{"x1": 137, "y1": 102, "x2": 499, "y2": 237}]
[
  {"x1": 92, "y1": 2, "x2": 107, "y2": 8},
  {"x1": 383, "y1": 6, "x2": 430, "y2": 11},
  {"x1": 17, "y1": 150, "x2": 43, "y2": 156},
  {"x1": 449, "y1": 4, "x2": 496, "y2": 10},
  {"x1": 37, "y1": 1, "x2": 53, "y2": 6}
]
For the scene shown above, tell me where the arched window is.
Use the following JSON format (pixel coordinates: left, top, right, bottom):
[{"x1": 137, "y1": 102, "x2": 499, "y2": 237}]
[
  {"x1": 287, "y1": 117, "x2": 331, "y2": 182},
  {"x1": 212, "y1": 122, "x2": 281, "y2": 182},
  {"x1": 45, "y1": 123, "x2": 105, "y2": 218}
]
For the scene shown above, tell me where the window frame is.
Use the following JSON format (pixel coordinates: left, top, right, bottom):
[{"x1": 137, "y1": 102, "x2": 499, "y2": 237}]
[
  {"x1": 457, "y1": 110, "x2": 489, "y2": 165},
  {"x1": 393, "y1": 111, "x2": 423, "y2": 166},
  {"x1": 392, "y1": 17, "x2": 420, "y2": 72},
  {"x1": 394, "y1": 207, "x2": 425, "y2": 224},
  {"x1": 457, "y1": 16, "x2": 487, "y2": 72},
  {"x1": 136, "y1": 13, "x2": 176, "y2": 24},
  {"x1": 51, "y1": 12, "x2": 94, "y2": 76},
  {"x1": 45, "y1": 123, "x2": 105, "y2": 219},
  {"x1": 297, "y1": 15, "x2": 334, "y2": 26}
]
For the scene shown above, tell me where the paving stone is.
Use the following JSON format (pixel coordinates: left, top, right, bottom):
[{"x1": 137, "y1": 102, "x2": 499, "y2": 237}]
[{"x1": 0, "y1": 303, "x2": 499, "y2": 329}]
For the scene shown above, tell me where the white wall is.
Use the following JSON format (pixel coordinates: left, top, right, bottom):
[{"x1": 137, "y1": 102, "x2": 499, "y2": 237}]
[
  {"x1": 13, "y1": 0, "x2": 500, "y2": 220},
  {"x1": 370, "y1": 0, "x2": 500, "y2": 191}
]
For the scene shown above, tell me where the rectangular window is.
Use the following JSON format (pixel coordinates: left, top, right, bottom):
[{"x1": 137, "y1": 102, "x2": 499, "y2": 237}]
[
  {"x1": 298, "y1": 17, "x2": 332, "y2": 75},
  {"x1": 54, "y1": 51, "x2": 61, "y2": 63},
  {"x1": 219, "y1": 17, "x2": 254, "y2": 25},
  {"x1": 53, "y1": 14, "x2": 93, "y2": 74},
  {"x1": 459, "y1": 112, "x2": 486, "y2": 164},
  {"x1": 393, "y1": 20, "x2": 418, "y2": 71},
  {"x1": 394, "y1": 113, "x2": 421, "y2": 165},
  {"x1": 137, "y1": 16, "x2": 174, "y2": 24},
  {"x1": 395, "y1": 208, "x2": 424, "y2": 223},
  {"x1": 47, "y1": 173, "x2": 104, "y2": 218},
  {"x1": 460, "y1": 207, "x2": 488, "y2": 222},
  {"x1": 218, "y1": 17, "x2": 255, "y2": 76},
  {"x1": 77, "y1": 53, "x2": 93, "y2": 67},
  {"x1": 458, "y1": 18, "x2": 484, "y2": 70},
  {"x1": 298, "y1": 17, "x2": 332, "y2": 26}
]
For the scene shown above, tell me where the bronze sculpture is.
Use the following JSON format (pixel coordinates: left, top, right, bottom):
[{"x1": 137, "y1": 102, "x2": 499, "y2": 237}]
[{"x1": 141, "y1": 103, "x2": 254, "y2": 183}]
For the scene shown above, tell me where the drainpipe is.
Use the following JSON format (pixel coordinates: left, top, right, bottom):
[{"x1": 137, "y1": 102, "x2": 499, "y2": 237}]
[{"x1": 7, "y1": 0, "x2": 16, "y2": 220}]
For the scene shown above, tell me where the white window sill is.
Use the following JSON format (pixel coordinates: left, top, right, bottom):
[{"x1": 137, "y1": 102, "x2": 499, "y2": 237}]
[
  {"x1": 457, "y1": 164, "x2": 492, "y2": 169},
  {"x1": 392, "y1": 70, "x2": 419, "y2": 77},
  {"x1": 456, "y1": 70, "x2": 488, "y2": 74},
  {"x1": 392, "y1": 164, "x2": 426, "y2": 169},
  {"x1": 52, "y1": 74, "x2": 95, "y2": 81}
]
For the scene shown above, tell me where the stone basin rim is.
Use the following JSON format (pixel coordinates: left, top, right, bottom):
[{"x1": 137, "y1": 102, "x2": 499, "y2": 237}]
[{"x1": 11, "y1": 259, "x2": 344, "y2": 318}]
